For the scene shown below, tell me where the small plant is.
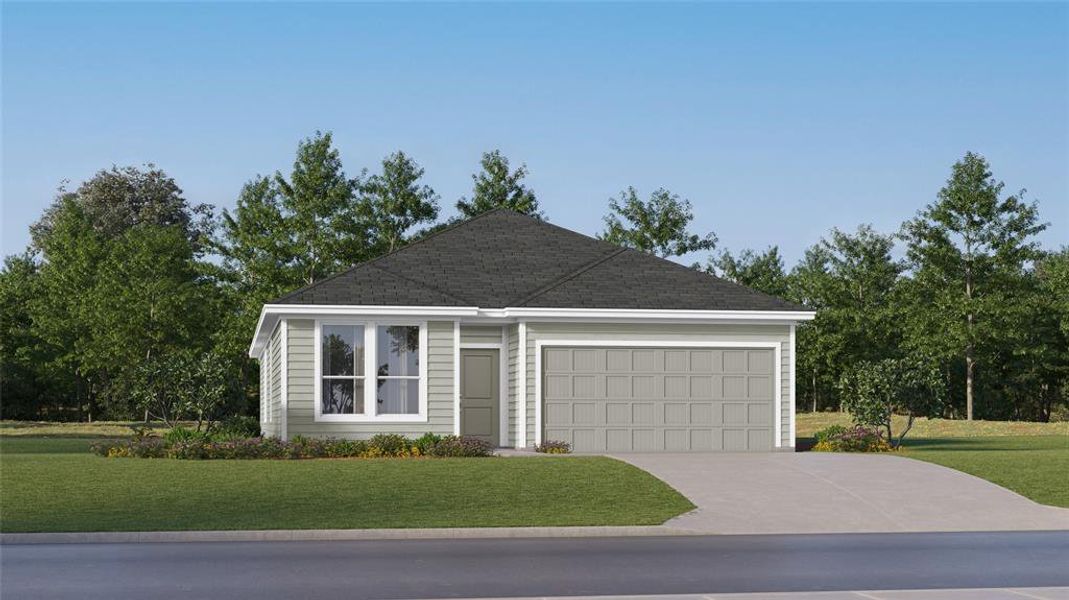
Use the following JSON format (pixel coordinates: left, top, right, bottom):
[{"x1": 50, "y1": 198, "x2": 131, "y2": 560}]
[
  {"x1": 535, "y1": 440, "x2": 572, "y2": 454},
  {"x1": 811, "y1": 425, "x2": 892, "y2": 453},
  {"x1": 426, "y1": 435, "x2": 495, "y2": 457},
  {"x1": 164, "y1": 425, "x2": 209, "y2": 445},
  {"x1": 367, "y1": 433, "x2": 414, "y2": 457},
  {"x1": 813, "y1": 425, "x2": 848, "y2": 444},
  {"x1": 215, "y1": 415, "x2": 260, "y2": 439},
  {"x1": 413, "y1": 432, "x2": 443, "y2": 455}
]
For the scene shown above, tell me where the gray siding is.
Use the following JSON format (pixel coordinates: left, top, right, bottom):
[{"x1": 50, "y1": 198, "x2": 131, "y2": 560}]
[
  {"x1": 506, "y1": 324, "x2": 519, "y2": 446},
  {"x1": 259, "y1": 322, "x2": 283, "y2": 438},
  {"x1": 285, "y1": 319, "x2": 456, "y2": 439},
  {"x1": 520, "y1": 322, "x2": 793, "y2": 449},
  {"x1": 460, "y1": 325, "x2": 502, "y2": 345}
]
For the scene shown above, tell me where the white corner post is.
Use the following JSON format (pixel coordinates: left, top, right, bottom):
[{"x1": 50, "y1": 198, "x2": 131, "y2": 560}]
[
  {"x1": 453, "y1": 321, "x2": 461, "y2": 436},
  {"x1": 280, "y1": 318, "x2": 289, "y2": 442},
  {"x1": 774, "y1": 342, "x2": 782, "y2": 448},
  {"x1": 517, "y1": 321, "x2": 528, "y2": 449},
  {"x1": 789, "y1": 324, "x2": 796, "y2": 447}
]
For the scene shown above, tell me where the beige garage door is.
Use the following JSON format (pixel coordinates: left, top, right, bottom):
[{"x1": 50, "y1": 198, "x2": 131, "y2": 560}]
[{"x1": 542, "y1": 346, "x2": 775, "y2": 452}]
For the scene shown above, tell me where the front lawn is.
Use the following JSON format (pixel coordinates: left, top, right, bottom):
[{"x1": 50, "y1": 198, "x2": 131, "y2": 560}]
[
  {"x1": 796, "y1": 413, "x2": 1069, "y2": 508},
  {"x1": 0, "y1": 437, "x2": 694, "y2": 533},
  {"x1": 796, "y1": 412, "x2": 1069, "y2": 438},
  {"x1": 900, "y1": 436, "x2": 1069, "y2": 508}
]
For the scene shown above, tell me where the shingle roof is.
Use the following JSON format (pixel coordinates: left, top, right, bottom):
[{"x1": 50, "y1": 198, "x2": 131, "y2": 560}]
[{"x1": 273, "y1": 209, "x2": 806, "y2": 312}]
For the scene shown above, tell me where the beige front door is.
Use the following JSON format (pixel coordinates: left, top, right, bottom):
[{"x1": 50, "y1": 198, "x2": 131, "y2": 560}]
[{"x1": 460, "y1": 348, "x2": 500, "y2": 446}]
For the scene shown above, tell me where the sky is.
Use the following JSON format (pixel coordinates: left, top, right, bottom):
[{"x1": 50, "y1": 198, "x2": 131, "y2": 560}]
[{"x1": 2, "y1": 2, "x2": 1067, "y2": 267}]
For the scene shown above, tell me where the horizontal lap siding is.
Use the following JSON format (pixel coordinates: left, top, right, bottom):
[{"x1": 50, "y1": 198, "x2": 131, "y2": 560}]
[
  {"x1": 507, "y1": 324, "x2": 518, "y2": 447},
  {"x1": 285, "y1": 319, "x2": 456, "y2": 440},
  {"x1": 265, "y1": 324, "x2": 283, "y2": 438},
  {"x1": 526, "y1": 322, "x2": 792, "y2": 448},
  {"x1": 461, "y1": 325, "x2": 502, "y2": 345}
]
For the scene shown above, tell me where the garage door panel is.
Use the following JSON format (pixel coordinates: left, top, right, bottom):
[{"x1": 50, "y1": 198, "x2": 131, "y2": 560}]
[{"x1": 543, "y1": 346, "x2": 775, "y2": 452}]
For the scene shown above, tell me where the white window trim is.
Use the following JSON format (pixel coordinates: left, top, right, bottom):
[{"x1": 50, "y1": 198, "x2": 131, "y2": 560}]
[
  {"x1": 532, "y1": 339, "x2": 784, "y2": 449},
  {"x1": 313, "y1": 319, "x2": 429, "y2": 423}
]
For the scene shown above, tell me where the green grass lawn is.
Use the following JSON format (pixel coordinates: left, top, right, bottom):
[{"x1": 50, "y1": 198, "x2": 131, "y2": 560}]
[
  {"x1": 0, "y1": 437, "x2": 694, "y2": 533},
  {"x1": 899, "y1": 436, "x2": 1069, "y2": 508},
  {"x1": 796, "y1": 413, "x2": 1069, "y2": 508}
]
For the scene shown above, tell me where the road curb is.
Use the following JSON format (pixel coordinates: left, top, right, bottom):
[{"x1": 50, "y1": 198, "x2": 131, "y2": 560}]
[{"x1": 0, "y1": 525, "x2": 703, "y2": 545}]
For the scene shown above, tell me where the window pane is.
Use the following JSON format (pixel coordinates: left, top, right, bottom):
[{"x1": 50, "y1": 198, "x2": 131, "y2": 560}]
[
  {"x1": 322, "y1": 379, "x2": 364, "y2": 414},
  {"x1": 376, "y1": 379, "x2": 419, "y2": 415},
  {"x1": 377, "y1": 326, "x2": 419, "y2": 377},
  {"x1": 323, "y1": 325, "x2": 364, "y2": 376}
]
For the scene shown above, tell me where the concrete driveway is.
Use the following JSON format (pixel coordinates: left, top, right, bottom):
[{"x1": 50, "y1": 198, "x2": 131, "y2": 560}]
[{"x1": 612, "y1": 452, "x2": 1069, "y2": 534}]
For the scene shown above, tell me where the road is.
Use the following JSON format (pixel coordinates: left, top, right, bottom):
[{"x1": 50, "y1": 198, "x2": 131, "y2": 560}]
[{"x1": 3, "y1": 531, "x2": 1068, "y2": 600}]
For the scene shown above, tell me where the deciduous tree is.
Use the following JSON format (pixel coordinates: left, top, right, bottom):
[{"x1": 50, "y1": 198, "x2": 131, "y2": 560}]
[{"x1": 600, "y1": 187, "x2": 716, "y2": 258}]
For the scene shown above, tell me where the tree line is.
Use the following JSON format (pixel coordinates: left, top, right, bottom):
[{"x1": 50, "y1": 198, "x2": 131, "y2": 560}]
[{"x1": 1, "y1": 132, "x2": 1065, "y2": 423}]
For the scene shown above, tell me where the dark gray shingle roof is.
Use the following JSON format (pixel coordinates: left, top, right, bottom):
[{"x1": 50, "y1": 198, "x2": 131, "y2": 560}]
[{"x1": 274, "y1": 209, "x2": 805, "y2": 312}]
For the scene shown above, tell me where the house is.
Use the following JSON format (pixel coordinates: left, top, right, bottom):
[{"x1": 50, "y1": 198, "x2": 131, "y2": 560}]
[{"x1": 249, "y1": 209, "x2": 815, "y2": 452}]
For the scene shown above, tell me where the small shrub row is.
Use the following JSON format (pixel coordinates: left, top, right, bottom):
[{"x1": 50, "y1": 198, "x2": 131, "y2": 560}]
[
  {"x1": 811, "y1": 425, "x2": 892, "y2": 453},
  {"x1": 91, "y1": 432, "x2": 495, "y2": 460},
  {"x1": 535, "y1": 440, "x2": 572, "y2": 454}
]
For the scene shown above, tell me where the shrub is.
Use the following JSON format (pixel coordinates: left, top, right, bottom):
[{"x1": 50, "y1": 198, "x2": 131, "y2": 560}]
[
  {"x1": 839, "y1": 357, "x2": 944, "y2": 448},
  {"x1": 413, "y1": 432, "x2": 443, "y2": 455},
  {"x1": 215, "y1": 415, "x2": 260, "y2": 439},
  {"x1": 811, "y1": 425, "x2": 892, "y2": 453},
  {"x1": 90, "y1": 433, "x2": 496, "y2": 460},
  {"x1": 535, "y1": 440, "x2": 572, "y2": 454},
  {"x1": 426, "y1": 436, "x2": 495, "y2": 457},
  {"x1": 813, "y1": 425, "x2": 849, "y2": 444},
  {"x1": 164, "y1": 425, "x2": 210, "y2": 445}
]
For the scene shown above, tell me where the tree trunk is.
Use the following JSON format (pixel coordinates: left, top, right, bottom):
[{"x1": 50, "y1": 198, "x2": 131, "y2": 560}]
[
  {"x1": 811, "y1": 372, "x2": 817, "y2": 413},
  {"x1": 964, "y1": 257, "x2": 975, "y2": 421},
  {"x1": 965, "y1": 351, "x2": 974, "y2": 420}
]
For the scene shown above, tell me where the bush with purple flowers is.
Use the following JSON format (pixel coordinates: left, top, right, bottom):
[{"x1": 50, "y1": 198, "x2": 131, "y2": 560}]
[{"x1": 811, "y1": 425, "x2": 892, "y2": 453}]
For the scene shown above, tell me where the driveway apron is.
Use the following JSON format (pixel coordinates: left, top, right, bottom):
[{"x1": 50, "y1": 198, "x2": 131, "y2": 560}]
[{"x1": 610, "y1": 452, "x2": 1069, "y2": 534}]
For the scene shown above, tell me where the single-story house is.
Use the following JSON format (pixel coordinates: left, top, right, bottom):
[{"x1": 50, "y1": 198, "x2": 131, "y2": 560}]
[{"x1": 249, "y1": 209, "x2": 815, "y2": 452}]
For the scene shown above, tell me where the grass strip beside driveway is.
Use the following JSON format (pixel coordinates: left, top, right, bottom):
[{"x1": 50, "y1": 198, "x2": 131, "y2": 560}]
[
  {"x1": 900, "y1": 436, "x2": 1069, "y2": 509},
  {"x1": 0, "y1": 437, "x2": 694, "y2": 533}
]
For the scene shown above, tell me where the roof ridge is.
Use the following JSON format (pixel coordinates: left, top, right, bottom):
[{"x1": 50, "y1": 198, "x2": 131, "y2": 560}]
[
  {"x1": 366, "y1": 263, "x2": 476, "y2": 306},
  {"x1": 270, "y1": 208, "x2": 507, "y2": 304},
  {"x1": 511, "y1": 247, "x2": 628, "y2": 307}
]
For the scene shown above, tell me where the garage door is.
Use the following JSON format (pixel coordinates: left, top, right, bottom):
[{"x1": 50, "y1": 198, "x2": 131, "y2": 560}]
[{"x1": 542, "y1": 347, "x2": 775, "y2": 452}]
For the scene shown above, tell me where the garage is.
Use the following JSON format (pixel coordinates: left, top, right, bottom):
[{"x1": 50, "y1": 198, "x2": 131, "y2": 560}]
[{"x1": 541, "y1": 346, "x2": 777, "y2": 452}]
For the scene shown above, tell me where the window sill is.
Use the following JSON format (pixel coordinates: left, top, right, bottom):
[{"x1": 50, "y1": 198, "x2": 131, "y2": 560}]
[{"x1": 314, "y1": 414, "x2": 429, "y2": 424}]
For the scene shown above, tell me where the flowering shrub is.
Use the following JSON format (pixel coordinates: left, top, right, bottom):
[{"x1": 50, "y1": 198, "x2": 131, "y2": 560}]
[
  {"x1": 426, "y1": 435, "x2": 495, "y2": 457},
  {"x1": 90, "y1": 433, "x2": 495, "y2": 460},
  {"x1": 811, "y1": 425, "x2": 892, "y2": 453},
  {"x1": 535, "y1": 440, "x2": 572, "y2": 454}
]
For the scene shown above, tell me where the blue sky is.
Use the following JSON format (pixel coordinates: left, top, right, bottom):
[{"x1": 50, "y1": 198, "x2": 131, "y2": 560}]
[{"x1": 3, "y1": 2, "x2": 1066, "y2": 266}]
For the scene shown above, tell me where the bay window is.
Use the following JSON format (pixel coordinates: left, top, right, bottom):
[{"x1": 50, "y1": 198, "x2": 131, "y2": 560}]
[{"x1": 315, "y1": 321, "x2": 427, "y2": 422}]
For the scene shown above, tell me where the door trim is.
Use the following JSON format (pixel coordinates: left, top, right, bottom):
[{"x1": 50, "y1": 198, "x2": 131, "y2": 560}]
[
  {"x1": 534, "y1": 340, "x2": 783, "y2": 449},
  {"x1": 460, "y1": 342, "x2": 507, "y2": 447}
]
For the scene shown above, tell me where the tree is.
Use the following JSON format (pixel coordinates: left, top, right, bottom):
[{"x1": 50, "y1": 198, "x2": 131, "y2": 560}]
[
  {"x1": 83, "y1": 224, "x2": 220, "y2": 417},
  {"x1": 839, "y1": 357, "x2": 945, "y2": 447},
  {"x1": 0, "y1": 254, "x2": 73, "y2": 419},
  {"x1": 708, "y1": 246, "x2": 788, "y2": 297},
  {"x1": 600, "y1": 187, "x2": 716, "y2": 258},
  {"x1": 31, "y1": 165, "x2": 212, "y2": 254},
  {"x1": 900, "y1": 152, "x2": 1047, "y2": 419},
  {"x1": 359, "y1": 151, "x2": 440, "y2": 255},
  {"x1": 273, "y1": 131, "x2": 368, "y2": 286},
  {"x1": 456, "y1": 150, "x2": 542, "y2": 218},
  {"x1": 789, "y1": 225, "x2": 903, "y2": 412}
]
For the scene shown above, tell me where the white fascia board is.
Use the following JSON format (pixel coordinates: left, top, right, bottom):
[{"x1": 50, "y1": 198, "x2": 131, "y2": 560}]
[
  {"x1": 248, "y1": 304, "x2": 816, "y2": 357},
  {"x1": 487, "y1": 308, "x2": 816, "y2": 321}
]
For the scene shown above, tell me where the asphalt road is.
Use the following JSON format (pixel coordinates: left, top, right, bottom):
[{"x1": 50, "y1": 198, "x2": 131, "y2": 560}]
[{"x1": 3, "y1": 531, "x2": 1068, "y2": 600}]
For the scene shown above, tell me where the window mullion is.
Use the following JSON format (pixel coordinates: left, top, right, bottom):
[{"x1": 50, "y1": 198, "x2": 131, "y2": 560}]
[{"x1": 365, "y1": 323, "x2": 376, "y2": 417}]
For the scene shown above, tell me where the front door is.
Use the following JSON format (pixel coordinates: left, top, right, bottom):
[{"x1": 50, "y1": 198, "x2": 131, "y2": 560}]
[{"x1": 460, "y1": 348, "x2": 499, "y2": 446}]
